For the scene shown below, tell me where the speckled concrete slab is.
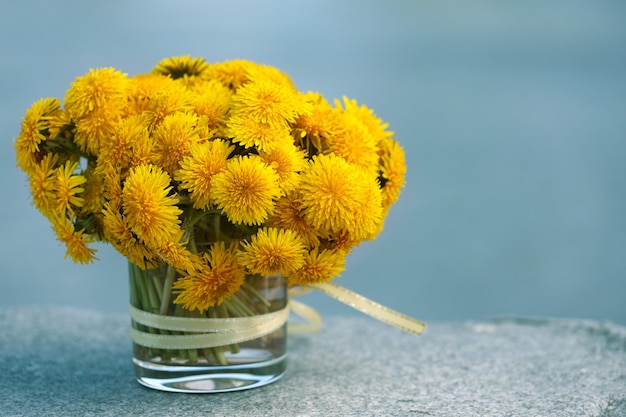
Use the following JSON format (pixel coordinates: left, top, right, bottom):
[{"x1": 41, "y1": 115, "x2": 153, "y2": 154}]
[{"x1": 1, "y1": 306, "x2": 624, "y2": 417}]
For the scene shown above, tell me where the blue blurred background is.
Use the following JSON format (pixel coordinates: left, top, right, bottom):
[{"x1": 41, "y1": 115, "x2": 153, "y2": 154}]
[{"x1": 1, "y1": 0, "x2": 625, "y2": 325}]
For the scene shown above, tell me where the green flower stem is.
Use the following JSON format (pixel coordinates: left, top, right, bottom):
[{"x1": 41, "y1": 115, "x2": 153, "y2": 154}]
[
  {"x1": 208, "y1": 308, "x2": 227, "y2": 366},
  {"x1": 188, "y1": 235, "x2": 198, "y2": 253},
  {"x1": 151, "y1": 274, "x2": 163, "y2": 300},
  {"x1": 217, "y1": 303, "x2": 229, "y2": 319},
  {"x1": 129, "y1": 265, "x2": 152, "y2": 344},
  {"x1": 214, "y1": 303, "x2": 240, "y2": 354},
  {"x1": 130, "y1": 264, "x2": 162, "y2": 358},
  {"x1": 201, "y1": 348, "x2": 216, "y2": 363},
  {"x1": 224, "y1": 298, "x2": 247, "y2": 317},
  {"x1": 187, "y1": 208, "x2": 221, "y2": 230},
  {"x1": 172, "y1": 303, "x2": 190, "y2": 361},
  {"x1": 159, "y1": 265, "x2": 176, "y2": 316},
  {"x1": 201, "y1": 307, "x2": 219, "y2": 363},
  {"x1": 230, "y1": 294, "x2": 256, "y2": 316},
  {"x1": 213, "y1": 212, "x2": 222, "y2": 242},
  {"x1": 187, "y1": 349, "x2": 197, "y2": 363},
  {"x1": 133, "y1": 266, "x2": 156, "y2": 312},
  {"x1": 185, "y1": 338, "x2": 198, "y2": 363},
  {"x1": 243, "y1": 282, "x2": 272, "y2": 308},
  {"x1": 237, "y1": 287, "x2": 257, "y2": 312},
  {"x1": 223, "y1": 299, "x2": 240, "y2": 316},
  {"x1": 45, "y1": 135, "x2": 91, "y2": 160},
  {"x1": 240, "y1": 283, "x2": 271, "y2": 312},
  {"x1": 146, "y1": 273, "x2": 161, "y2": 313},
  {"x1": 129, "y1": 264, "x2": 140, "y2": 308},
  {"x1": 229, "y1": 342, "x2": 241, "y2": 355}
]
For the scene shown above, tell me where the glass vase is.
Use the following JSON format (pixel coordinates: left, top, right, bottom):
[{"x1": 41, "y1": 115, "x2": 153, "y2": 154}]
[{"x1": 128, "y1": 262, "x2": 288, "y2": 393}]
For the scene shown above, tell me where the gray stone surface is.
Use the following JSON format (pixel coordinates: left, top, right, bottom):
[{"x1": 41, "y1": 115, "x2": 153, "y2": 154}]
[{"x1": 0, "y1": 306, "x2": 624, "y2": 417}]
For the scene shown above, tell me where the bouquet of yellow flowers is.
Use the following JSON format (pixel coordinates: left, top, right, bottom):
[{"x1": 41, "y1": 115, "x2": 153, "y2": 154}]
[
  {"x1": 15, "y1": 56, "x2": 419, "y2": 392},
  {"x1": 15, "y1": 56, "x2": 406, "y2": 309}
]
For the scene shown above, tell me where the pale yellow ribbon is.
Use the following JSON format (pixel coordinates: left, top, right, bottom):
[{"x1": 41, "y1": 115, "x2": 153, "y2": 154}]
[
  {"x1": 130, "y1": 304, "x2": 290, "y2": 350},
  {"x1": 306, "y1": 282, "x2": 426, "y2": 336},
  {"x1": 130, "y1": 283, "x2": 425, "y2": 350}
]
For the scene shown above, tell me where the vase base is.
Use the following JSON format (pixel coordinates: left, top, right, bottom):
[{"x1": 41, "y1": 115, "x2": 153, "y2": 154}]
[{"x1": 133, "y1": 354, "x2": 287, "y2": 393}]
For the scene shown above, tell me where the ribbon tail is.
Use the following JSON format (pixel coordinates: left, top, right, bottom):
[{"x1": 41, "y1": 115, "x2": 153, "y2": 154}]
[
  {"x1": 306, "y1": 282, "x2": 426, "y2": 335},
  {"x1": 288, "y1": 299, "x2": 322, "y2": 334}
]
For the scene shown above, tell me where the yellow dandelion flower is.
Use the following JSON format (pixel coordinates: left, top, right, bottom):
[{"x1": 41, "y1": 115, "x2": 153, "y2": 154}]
[
  {"x1": 122, "y1": 164, "x2": 183, "y2": 249},
  {"x1": 226, "y1": 114, "x2": 293, "y2": 151},
  {"x1": 102, "y1": 204, "x2": 160, "y2": 270},
  {"x1": 172, "y1": 242, "x2": 246, "y2": 312},
  {"x1": 366, "y1": 215, "x2": 386, "y2": 241},
  {"x1": 297, "y1": 153, "x2": 362, "y2": 234},
  {"x1": 230, "y1": 79, "x2": 311, "y2": 128},
  {"x1": 287, "y1": 248, "x2": 346, "y2": 286},
  {"x1": 128, "y1": 125, "x2": 155, "y2": 170},
  {"x1": 258, "y1": 143, "x2": 306, "y2": 195},
  {"x1": 96, "y1": 115, "x2": 149, "y2": 176},
  {"x1": 102, "y1": 203, "x2": 129, "y2": 242},
  {"x1": 125, "y1": 73, "x2": 177, "y2": 116},
  {"x1": 53, "y1": 160, "x2": 86, "y2": 216},
  {"x1": 103, "y1": 169, "x2": 124, "y2": 212},
  {"x1": 152, "y1": 55, "x2": 210, "y2": 79},
  {"x1": 28, "y1": 153, "x2": 59, "y2": 219},
  {"x1": 80, "y1": 168, "x2": 106, "y2": 215},
  {"x1": 245, "y1": 64, "x2": 296, "y2": 88},
  {"x1": 172, "y1": 75, "x2": 201, "y2": 91},
  {"x1": 268, "y1": 193, "x2": 320, "y2": 247},
  {"x1": 126, "y1": 249, "x2": 161, "y2": 271},
  {"x1": 293, "y1": 92, "x2": 343, "y2": 155},
  {"x1": 193, "y1": 115, "x2": 215, "y2": 141},
  {"x1": 204, "y1": 59, "x2": 257, "y2": 90},
  {"x1": 151, "y1": 112, "x2": 201, "y2": 175},
  {"x1": 321, "y1": 231, "x2": 360, "y2": 255},
  {"x1": 337, "y1": 96, "x2": 393, "y2": 143},
  {"x1": 347, "y1": 168, "x2": 384, "y2": 240},
  {"x1": 156, "y1": 241, "x2": 201, "y2": 274},
  {"x1": 73, "y1": 101, "x2": 123, "y2": 155},
  {"x1": 378, "y1": 138, "x2": 407, "y2": 209},
  {"x1": 143, "y1": 82, "x2": 194, "y2": 129},
  {"x1": 15, "y1": 98, "x2": 61, "y2": 172},
  {"x1": 191, "y1": 79, "x2": 232, "y2": 134},
  {"x1": 64, "y1": 67, "x2": 128, "y2": 121},
  {"x1": 210, "y1": 155, "x2": 281, "y2": 226},
  {"x1": 238, "y1": 227, "x2": 306, "y2": 276},
  {"x1": 298, "y1": 153, "x2": 384, "y2": 239},
  {"x1": 16, "y1": 145, "x2": 40, "y2": 176},
  {"x1": 124, "y1": 246, "x2": 161, "y2": 271},
  {"x1": 175, "y1": 140, "x2": 234, "y2": 209},
  {"x1": 53, "y1": 219, "x2": 97, "y2": 264},
  {"x1": 328, "y1": 112, "x2": 380, "y2": 178},
  {"x1": 47, "y1": 108, "x2": 72, "y2": 141}
]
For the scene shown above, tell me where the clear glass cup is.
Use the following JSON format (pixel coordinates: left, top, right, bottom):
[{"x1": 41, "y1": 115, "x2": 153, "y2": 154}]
[{"x1": 129, "y1": 262, "x2": 287, "y2": 393}]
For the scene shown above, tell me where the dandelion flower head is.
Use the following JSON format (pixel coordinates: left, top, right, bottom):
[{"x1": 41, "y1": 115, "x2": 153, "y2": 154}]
[
  {"x1": 122, "y1": 164, "x2": 182, "y2": 250},
  {"x1": 210, "y1": 155, "x2": 281, "y2": 226},
  {"x1": 173, "y1": 242, "x2": 246, "y2": 312},
  {"x1": 287, "y1": 248, "x2": 346, "y2": 286},
  {"x1": 238, "y1": 227, "x2": 307, "y2": 277}
]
